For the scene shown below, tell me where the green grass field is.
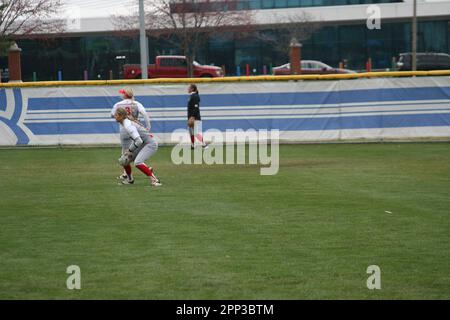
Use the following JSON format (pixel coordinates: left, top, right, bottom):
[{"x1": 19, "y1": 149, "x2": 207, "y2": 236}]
[{"x1": 0, "y1": 143, "x2": 449, "y2": 299}]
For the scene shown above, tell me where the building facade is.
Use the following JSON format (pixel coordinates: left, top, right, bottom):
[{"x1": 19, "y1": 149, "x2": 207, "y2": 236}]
[{"x1": 4, "y1": 0, "x2": 450, "y2": 81}]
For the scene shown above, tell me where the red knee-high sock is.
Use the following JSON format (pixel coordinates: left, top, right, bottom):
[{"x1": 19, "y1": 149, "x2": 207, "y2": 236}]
[
  {"x1": 196, "y1": 134, "x2": 204, "y2": 143},
  {"x1": 124, "y1": 165, "x2": 132, "y2": 177},
  {"x1": 136, "y1": 163, "x2": 153, "y2": 177},
  {"x1": 190, "y1": 135, "x2": 195, "y2": 144}
]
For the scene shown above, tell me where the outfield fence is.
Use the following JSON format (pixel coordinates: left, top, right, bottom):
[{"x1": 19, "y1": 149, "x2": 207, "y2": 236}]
[{"x1": 1, "y1": 72, "x2": 450, "y2": 146}]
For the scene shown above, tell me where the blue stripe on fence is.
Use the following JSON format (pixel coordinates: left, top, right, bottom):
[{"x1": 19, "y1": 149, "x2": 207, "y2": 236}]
[
  {"x1": 23, "y1": 113, "x2": 450, "y2": 135},
  {"x1": 21, "y1": 108, "x2": 450, "y2": 122},
  {"x1": 24, "y1": 101, "x2": 450, "y2": 115},
  {"x1": 27, "y1": 87, "x2": 450, "y2": 111}
]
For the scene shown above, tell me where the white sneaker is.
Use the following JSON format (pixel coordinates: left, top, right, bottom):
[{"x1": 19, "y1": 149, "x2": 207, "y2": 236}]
[
  {"x1": 150, "y1": 171, "x2": 162, "y2": 186},
  {"x1": 151, "y1": 177, "x2": 162, "y2": 187},
  {"x1": 118, "y1": 175, "x2": 134, "y2": 185}
]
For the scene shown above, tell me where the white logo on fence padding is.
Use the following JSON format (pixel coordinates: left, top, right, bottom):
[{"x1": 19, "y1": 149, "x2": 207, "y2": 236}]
[{"x1": 171, "y1": 129, "x2": 279, "y2": 175}]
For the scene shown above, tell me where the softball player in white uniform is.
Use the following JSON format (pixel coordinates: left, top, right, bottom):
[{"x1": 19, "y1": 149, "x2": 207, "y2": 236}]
[
  {"x1": 114, "y1": 107, "x2": 161, "y2": 186},
  {"x1": 111, "y1": 87, "x2": 151, "y2": 180}
]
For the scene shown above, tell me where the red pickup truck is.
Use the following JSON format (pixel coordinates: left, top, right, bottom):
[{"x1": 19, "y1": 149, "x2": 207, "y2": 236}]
[{"x1": 123, "y1": 55, "x2": 224, "y2": 79}]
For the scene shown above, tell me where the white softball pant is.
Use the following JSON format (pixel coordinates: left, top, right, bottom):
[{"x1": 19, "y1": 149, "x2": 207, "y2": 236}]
[{"x1": 131, "y1": 137, "x2": 158, "y2": 165}]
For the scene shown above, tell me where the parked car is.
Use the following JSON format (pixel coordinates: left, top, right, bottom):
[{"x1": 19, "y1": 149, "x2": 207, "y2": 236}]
[
  {"x1": 272, "y1": 60, "x2": 355, "y2": 75},
  {"x1": 396, "y1": 52, "x2": 450, "y2": 71},
  {"x1": 123, "y1": 55, "x2": 224, "y2": 79}
]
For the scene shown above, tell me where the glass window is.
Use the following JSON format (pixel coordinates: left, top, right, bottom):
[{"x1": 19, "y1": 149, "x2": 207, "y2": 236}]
[
  {"x1": 235, "y1": 36, "x2": 264, "y2": 74},
  {"x1": 287, "y1": 0, "x2": 300, "y2": 6},
  {"x1": 172, "y1": 58, "x2": 187, "y2": 67},
  {"x1": 310, "y1": 26, "x2": 340, "y2": 68},
  {"x1": 391, "y1": 22, "x2": 410, "y2": 57},
  {"x1": 261, "y1": 0, "x2": 274, "y2": 8},
  {"x1": 315, "y1": 61, "x2": 330, "y2": 69},
  {"x1": 274, "y1": 0, "x2": 288, "y2": 7},
  {"x1": 418, "y1": 21, "x2": 447, "y2": 53},
  {"x1": 159, "y1": 58, "x2": 172, "y2": 67},
  {"x1": 206, "y1": 35, "x2": 235, "y2": 74},
  {"x1": 338, "y1": 25, "x2": 366, "y2": 70},
  {"x1": 248, "y1": 0, "x2": 261, "y2": 9},
  {"x1": 237, "y1": 0, "x2": 250, "y2": 10},
  {"x1": 13, "y1": 19, "x2": 447, "y2": 80},
  {"x1": 174, "y1": 0, "x2": 407, "y2": 12},
  {"x1": 159, "y1": 58, "x2": 187, "y2": 67},
  {"x1": 366, "y1": 23, "x2": 393, "y2": 69},
  {"x1": 309, "y1": 62, "x2": 322, "y2": 69}
]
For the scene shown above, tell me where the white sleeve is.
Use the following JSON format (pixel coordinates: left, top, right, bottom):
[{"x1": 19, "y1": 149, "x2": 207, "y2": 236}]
[
  {"x1": 137, "y1": 102, "x2": 151, "y2": 129},
  {"x1": 123, "y1": 119, "x2": 139, "y2": 140},
  {"x1": 123, "y1": 119, "x2": 143, "y2": 152}
]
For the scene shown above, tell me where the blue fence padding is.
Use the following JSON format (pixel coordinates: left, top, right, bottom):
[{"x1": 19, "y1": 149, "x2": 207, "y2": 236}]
[
  {"x1": 27, "y1": 87, "x2": 450, "y2": 111},
  {"x1": 1, "y1": 78, "x2": 450, "y2": 145}
]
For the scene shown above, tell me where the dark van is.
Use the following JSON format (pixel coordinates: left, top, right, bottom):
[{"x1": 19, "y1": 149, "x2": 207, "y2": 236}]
[{"x1": 397, "y1": 52, "x2": 450, "y2": 71}]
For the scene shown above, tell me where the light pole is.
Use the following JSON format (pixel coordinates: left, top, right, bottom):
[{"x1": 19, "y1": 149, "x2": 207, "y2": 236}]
[
  {"x1": 139, "y1": 0, "x2": 148, "y2": 79},
  {"x1": 412, "y1": 0, "x2": 417, "y2": 71}
]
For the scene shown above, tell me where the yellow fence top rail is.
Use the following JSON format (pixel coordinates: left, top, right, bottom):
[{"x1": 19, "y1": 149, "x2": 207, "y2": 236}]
[{"x1": 1, "y1": 70, "x2": 450, "y2": 88}]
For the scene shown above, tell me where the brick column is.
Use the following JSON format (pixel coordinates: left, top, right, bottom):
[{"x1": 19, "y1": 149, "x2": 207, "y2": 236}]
[
  {"x1": 8, "y1": 42, "x2": 22, "y2": 82},
  {"x1": 290, "y1": 38, "x2": 302, "y2": 75}
]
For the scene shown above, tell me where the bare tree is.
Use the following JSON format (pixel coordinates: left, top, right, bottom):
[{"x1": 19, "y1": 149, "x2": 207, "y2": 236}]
[
  {"x1": 113, "y1": 0, "x2": 254, "y2": 77},
  {"x1": 0, "y1": 0, "x2": 65, "y2": 54},
  {"x1": 257, "y1": 11, "x2": 322, "y2": 56}
]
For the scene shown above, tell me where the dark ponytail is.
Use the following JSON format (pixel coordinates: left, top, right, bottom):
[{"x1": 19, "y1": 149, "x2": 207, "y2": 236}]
[{"x1": 190, "y1": 84, "x2": 198, "y2": 94}]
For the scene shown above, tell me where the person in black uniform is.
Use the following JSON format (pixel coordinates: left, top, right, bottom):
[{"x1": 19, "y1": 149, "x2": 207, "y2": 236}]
[{"x1": 187, "y1": 84, "x2": 208, "y2": 149}]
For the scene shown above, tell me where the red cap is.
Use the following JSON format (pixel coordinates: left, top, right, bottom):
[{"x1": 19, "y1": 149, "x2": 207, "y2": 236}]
[{"x1": 119, "y1": 89, "x2": 132, "y2": 99}]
